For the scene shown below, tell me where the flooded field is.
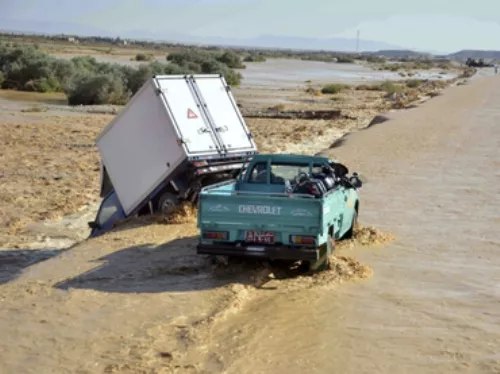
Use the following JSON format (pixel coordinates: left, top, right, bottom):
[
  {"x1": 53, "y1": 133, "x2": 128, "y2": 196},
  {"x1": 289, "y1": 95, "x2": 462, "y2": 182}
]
[
  {"x1": 48, "y1": 52, "x2": 457, "y2": 89},
  {"x1": 239, "y1": 58, "x2": 457, "y2": 88}
]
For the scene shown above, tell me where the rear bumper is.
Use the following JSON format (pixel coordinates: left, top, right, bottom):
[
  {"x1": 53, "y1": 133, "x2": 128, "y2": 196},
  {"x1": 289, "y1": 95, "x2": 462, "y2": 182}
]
[{"x1": 197, "y1": 242, "x2": 319, "y2": 261}]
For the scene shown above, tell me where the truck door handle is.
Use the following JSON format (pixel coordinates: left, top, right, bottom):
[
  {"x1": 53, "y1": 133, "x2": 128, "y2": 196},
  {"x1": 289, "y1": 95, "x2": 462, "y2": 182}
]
[
  {"x1": 198, "y1": 127, "x2": 211, "y2": 134},
  {"x1": 215, "y1": 125, "x2": 228, "y2": 132}
]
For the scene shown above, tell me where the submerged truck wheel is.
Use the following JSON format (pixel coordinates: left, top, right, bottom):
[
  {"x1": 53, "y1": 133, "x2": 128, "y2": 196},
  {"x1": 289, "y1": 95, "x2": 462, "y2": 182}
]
[
  {"x1": 344, "y1": 209, "x2": 358, "y2": 239},
  {"x1": 307, "y1": 234, "x2": 334, "y2": 273},
  {"x1": 156, "y1": 192, "x2": 180, "y2": 215}
]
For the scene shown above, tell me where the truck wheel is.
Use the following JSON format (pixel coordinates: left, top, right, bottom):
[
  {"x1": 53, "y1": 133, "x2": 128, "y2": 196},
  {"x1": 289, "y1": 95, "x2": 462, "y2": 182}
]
[
  {"x1": 344, "y1": 210, "x2": 358, "y2": 239},
  {"x1": 308, "y1": 235, "x2": 333, "y2": 273},
  {"x1": 156, "y1": 192, "x2": 180, "y2": 215}
]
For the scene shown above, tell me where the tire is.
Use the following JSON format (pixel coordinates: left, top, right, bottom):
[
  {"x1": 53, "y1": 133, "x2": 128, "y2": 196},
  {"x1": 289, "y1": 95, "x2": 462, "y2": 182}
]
[
  {"x1": 307, "y1": 233, "x2": 333, "y2": 273},
  {"x1": 156, "y1": 192, "x2": 180, "y2": 215},
  {"x1": 344, "y1": 209, "x2": 358, "y2": 239}
]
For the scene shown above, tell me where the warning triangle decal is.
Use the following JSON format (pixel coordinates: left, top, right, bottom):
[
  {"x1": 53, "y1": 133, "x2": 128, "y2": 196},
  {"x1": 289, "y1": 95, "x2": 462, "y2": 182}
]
[{"x1": 187, "y1": 108, "x2": 198, "y2": 119}]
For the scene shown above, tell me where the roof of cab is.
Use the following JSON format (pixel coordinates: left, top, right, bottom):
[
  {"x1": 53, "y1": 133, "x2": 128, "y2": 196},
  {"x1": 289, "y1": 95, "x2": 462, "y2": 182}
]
[{"x1": 251, "y1": 153, "x2": 330, "y2": 164}]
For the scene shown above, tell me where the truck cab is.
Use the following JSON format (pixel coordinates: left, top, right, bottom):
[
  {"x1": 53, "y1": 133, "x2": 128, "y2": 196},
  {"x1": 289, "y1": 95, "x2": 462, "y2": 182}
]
[{"x1": 196, "y1": 154, "x2": 362, "y2": 272}]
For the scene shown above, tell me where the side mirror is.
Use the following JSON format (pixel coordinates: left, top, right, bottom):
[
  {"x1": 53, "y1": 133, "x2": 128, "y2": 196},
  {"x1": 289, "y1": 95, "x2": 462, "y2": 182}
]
[
  {"x1": 349, "y1": 173, "x2": 363, "y2": 189},
  {"x1": 88, "y1": 221, "x2": 100, "y2": 230}
]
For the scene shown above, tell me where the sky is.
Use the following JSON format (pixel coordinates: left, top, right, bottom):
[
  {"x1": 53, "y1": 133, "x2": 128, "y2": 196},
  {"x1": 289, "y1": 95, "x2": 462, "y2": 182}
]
[{"x1": 2, "y1": 0, "x2": 500, "y2": 53}]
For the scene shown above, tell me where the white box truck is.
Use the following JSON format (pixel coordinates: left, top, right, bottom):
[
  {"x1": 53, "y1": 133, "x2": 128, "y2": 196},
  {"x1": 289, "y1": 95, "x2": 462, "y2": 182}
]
[{"x1": 88, "y1": 74, "x2": 257, "y2": 237}]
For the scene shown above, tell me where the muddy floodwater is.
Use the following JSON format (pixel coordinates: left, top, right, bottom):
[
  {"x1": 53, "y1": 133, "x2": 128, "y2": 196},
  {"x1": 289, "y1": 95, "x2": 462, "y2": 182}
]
[
  {"x1": 0, "y1": 71, "x2": 498, "y2": 373},
  {"x1": 220, "y1": 72, "x2": 500, "y2": 373},
  {"x1": 239, "y1": 58, "x2": 456, "y2": 88}
]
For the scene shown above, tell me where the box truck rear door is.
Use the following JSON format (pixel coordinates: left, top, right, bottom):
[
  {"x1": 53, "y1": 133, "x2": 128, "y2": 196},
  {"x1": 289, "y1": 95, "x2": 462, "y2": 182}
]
[
  {"x1": 156, "y1": 76, "x2": 221, "y2": 154},
  {"x1": 192, "y1": 75, "x2": 256, "y2": 153}
]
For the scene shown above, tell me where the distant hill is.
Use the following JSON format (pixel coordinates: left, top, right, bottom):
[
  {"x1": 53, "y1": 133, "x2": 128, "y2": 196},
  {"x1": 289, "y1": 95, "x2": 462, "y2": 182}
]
[
  {"x1": 0, "y1": 18, "x2": 404, "y2": 52},
  {"x1": 2, "y1": 19, "x2": 500, "y2": 59},
  {"x1": 447, "y1": 50, "x2": 500, "y2": 61},
  {"x1": 368, "y1": 50, "x2": 432, "y2": 58},
  {"x1": 180, "y1": 34, "x2": 405, "y2": 52}
]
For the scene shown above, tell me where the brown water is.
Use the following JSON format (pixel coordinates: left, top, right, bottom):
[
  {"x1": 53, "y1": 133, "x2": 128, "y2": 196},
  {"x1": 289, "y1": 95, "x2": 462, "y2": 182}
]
[
  {"x1": 1, "y1": 73, "x2": 499, "y2": 373},
  {"x1": 208, "y1": 73, "x2": 500, "y2": 373}
]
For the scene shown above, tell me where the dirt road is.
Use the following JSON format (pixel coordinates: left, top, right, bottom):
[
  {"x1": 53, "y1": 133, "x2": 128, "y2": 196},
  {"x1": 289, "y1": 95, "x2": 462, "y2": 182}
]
[{"x1": 0, "y1": 72, "x2": 499, "y2": 373}]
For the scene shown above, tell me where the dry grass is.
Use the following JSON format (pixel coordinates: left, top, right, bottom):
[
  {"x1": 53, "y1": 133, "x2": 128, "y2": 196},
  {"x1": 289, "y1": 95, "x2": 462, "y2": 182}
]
[
  {"x1": 0, "y1": 89, "x2": 67, "y2": 105},
  {"x1": 0, "y1": 114, "x2": 110, "y2": 245},
  {"x1": 21, "y1": 106, "x2": 49, "y2": 113},
  {"x1": 162, "y1": 203, "x2": 198, "y2": 224}
]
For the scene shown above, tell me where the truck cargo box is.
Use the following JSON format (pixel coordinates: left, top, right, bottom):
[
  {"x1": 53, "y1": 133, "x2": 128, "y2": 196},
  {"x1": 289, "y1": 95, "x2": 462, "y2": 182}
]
[{"x1": 95, "y1": 74, "x2": 257, "y2": 216}]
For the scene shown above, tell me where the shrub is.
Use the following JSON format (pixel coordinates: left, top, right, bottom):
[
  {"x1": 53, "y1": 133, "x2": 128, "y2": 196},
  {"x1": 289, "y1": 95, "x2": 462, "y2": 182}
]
[
  {"x1": 379, "y1": 80, "x2": 402, "y2": 94},
  {"x1": 0, "y1": 45, "x2": 244, "y2": 104},
  {"x1": 355, "y1": 84, "x2": 382, "y2": 91},
  {"x1": 66, "y1": 74, "x2": 130, "y2": 105},
  {"x1": 405, "y1": 79, "x2": 425, "y2": 88},
  {"x1": 221, "y1": 68, "x2": 242, "y2": 86},
  {"x1": 336, "y1": 56, "x2": 355, "y2": 63},
  {"x1": 364, "y1": 55, "x2": 387, "y2": 63},
  {"x1": 321, "y1": 83, "x2": 349, "y2": 94},
  {"x1": 24, "y1": 77, "x2": 61, "y2": 92},
  {"x1": 272, "y1": 104, "x2": 286, "y2": 111},
  {"x1": 244, "y1": 54, "x2": 266, "y2": 62},
  {"x1": 217, "y1": 50, "x2": 245, "y2": 69},
  {"x1": 330, "y1": 96, "x2": 344, "y2": 101},
  {"x1": 0, "y1": 46, "x2": 64, "y2": 92},
  {"x1": 135, "y1": 53, "x2": 153, "y2": 61},
  {"x1": 166, "y1": 49, "x2": 214, "y2": 66},
  {"x1": 305, "y1": 86, "x2": 321, "y2": 96}
]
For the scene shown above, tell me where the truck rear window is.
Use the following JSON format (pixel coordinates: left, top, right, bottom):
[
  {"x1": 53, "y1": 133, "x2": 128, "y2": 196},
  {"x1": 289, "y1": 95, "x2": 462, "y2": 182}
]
[{"x1": 248, "y1": 162, "x2": 323, "y2": 184}]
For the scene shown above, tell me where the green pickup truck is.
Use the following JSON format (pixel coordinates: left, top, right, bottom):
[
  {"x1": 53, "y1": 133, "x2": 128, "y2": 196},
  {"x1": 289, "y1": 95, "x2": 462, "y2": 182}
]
[{"x1": 196, "y1": 154, "x2": 362, "y2": 272}]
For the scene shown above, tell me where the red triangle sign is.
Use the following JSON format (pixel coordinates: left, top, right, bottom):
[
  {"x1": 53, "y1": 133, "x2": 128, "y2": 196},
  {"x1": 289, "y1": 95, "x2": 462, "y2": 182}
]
[{"x1": 187, "y1": 108, "x2": 198, "y2": 119}]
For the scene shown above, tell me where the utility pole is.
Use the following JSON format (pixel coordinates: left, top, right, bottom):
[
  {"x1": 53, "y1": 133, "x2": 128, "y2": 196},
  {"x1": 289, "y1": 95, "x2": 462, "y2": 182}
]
[{"x1": 356, "y1": 29, "x2": 360, "y2": 53}]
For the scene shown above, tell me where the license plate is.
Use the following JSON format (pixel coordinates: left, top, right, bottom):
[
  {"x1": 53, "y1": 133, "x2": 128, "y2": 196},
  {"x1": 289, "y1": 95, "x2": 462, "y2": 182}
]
[{"x1": 245, "y1": 231, "x2": 275, "y2": 244}]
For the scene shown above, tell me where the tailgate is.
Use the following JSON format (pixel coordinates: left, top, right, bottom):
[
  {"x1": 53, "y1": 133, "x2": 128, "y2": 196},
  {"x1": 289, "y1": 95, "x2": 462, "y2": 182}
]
[
  {"x1": 198, "y1": 192, "x2": 323, "y2": 239},
  {"x1": 191, "y1": 75, "x2": 257, "y2": 153},
  {"x1": 154, "y1": 76, "x2": 220, "y2": 154}
]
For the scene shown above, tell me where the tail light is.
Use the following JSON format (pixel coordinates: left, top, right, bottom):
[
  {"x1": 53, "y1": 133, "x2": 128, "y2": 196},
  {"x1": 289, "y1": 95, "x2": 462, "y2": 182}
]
[
  {"x1": 192, "y1": 161, "x2": 208, "y2": 167},
  {"x1": 290, "y1": 235, "x2": 316, "y2": 245},
  {"x1": 203, "y1": 231, "x2": 228, "y2": 240}
]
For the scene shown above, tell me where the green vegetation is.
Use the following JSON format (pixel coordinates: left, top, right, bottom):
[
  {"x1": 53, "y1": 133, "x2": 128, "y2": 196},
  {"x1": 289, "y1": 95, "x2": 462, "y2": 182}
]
[
  {"x1": 355, "y1": 78, "x2": 431, "y2": 94},
  {"x1": 305, "y1": 86, "x2": 322, "y2": 96},
  {"x1": 378, "y1": 80, "x2": 402, "y2": 94},
  {"x1": 0, "y1": 45, "x2": 244, "y2": 105},
  {"x1": 336, "y1": 56, "x2": 355, "y2": 63},
  {"x1": 243, "y1": 54, "x2": 266, "y2": 62},
  {"x1": 405, "y1": 79, "x2": 425, "y2": 88},
  {"x1": 134, "y1": 53, "x2": 154, "y2": 61},
  {"x1": 330, "y1": 96, "x2": 345, "y2": 101},
  {"x1": 360, "y1": 55, "x2": 387, "y2": 63},
  {"x1": 166, "y1": 49, "x2": 245, "y2": 69},
  {"x1": 355, "y1": 81, "x2": 403, "y2": 94},
  {"x1": 321, "y1": 83, "x2": 349, "y2": 94},
  {"x1": 376, "y1": 60, "x2": 453, "y2": 72}
]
